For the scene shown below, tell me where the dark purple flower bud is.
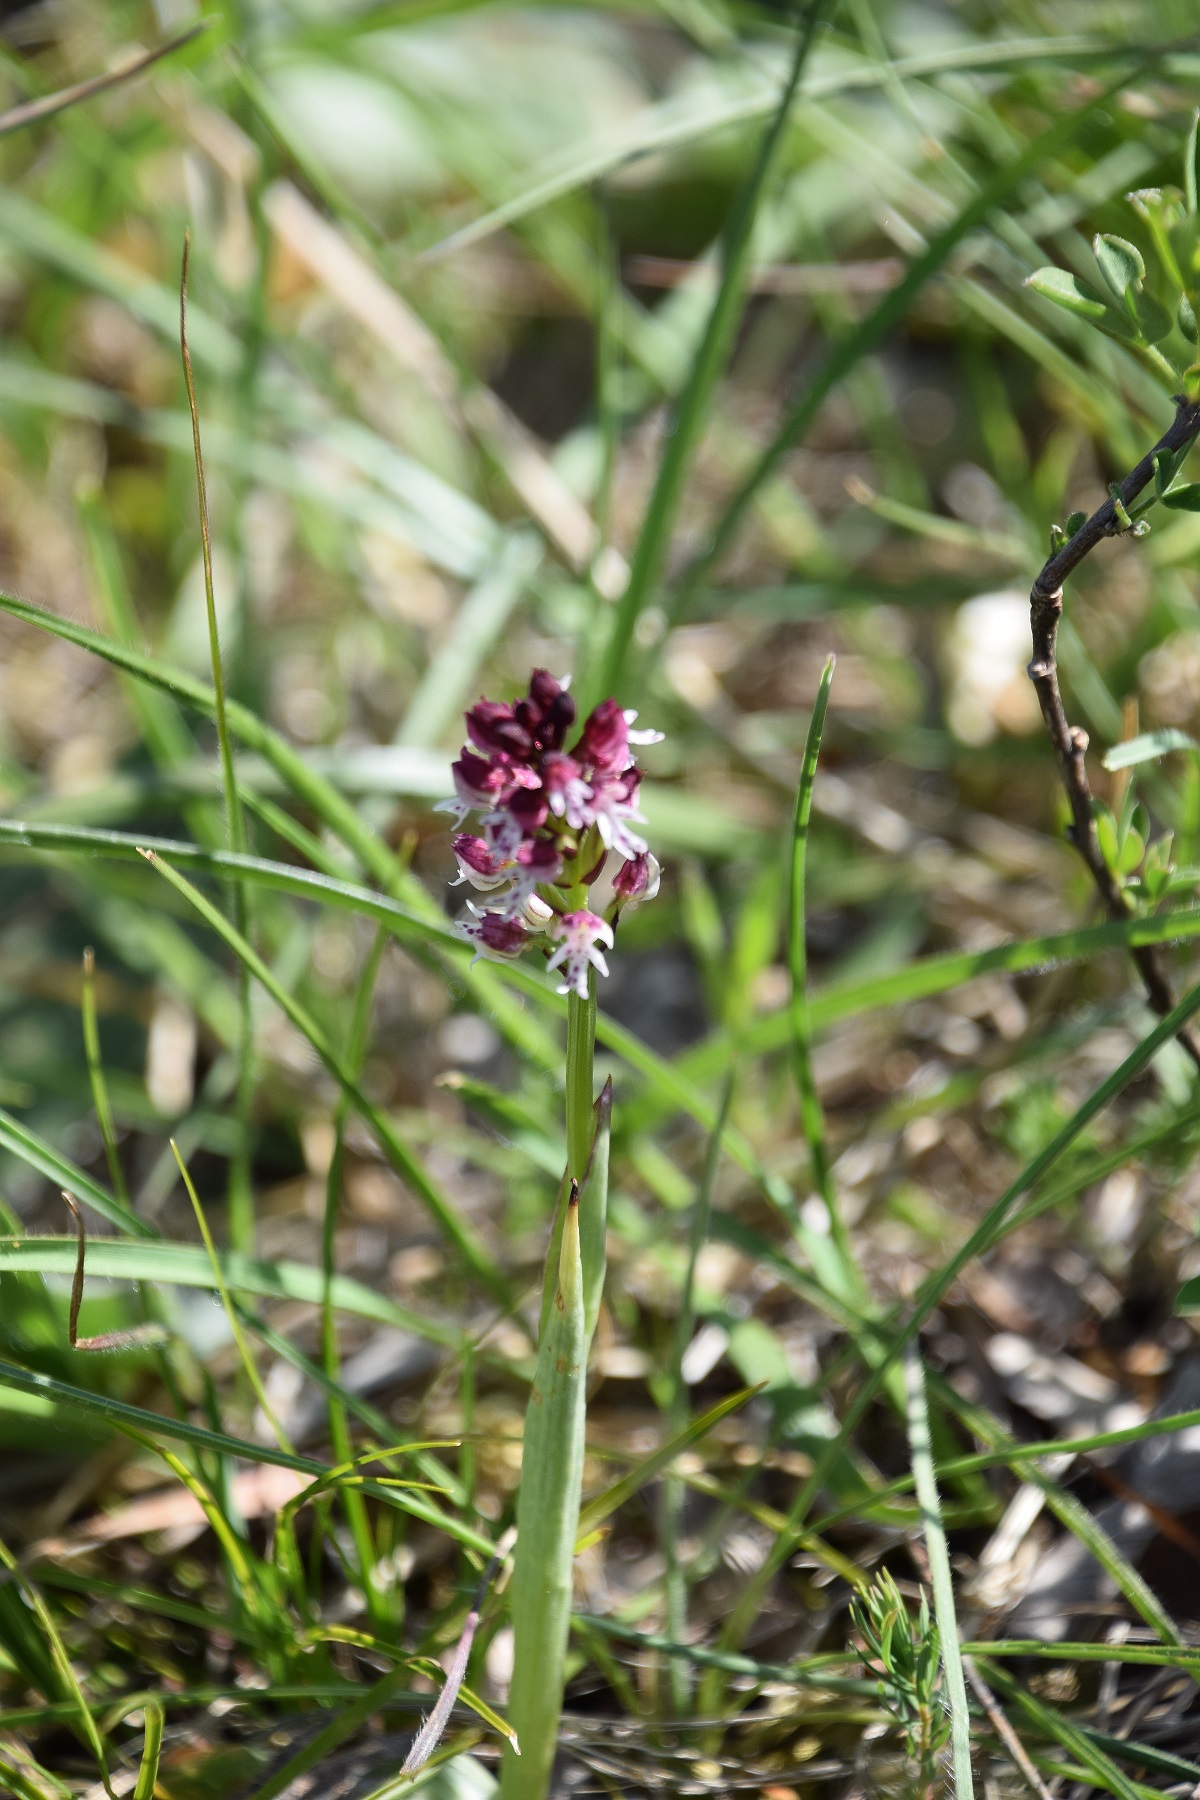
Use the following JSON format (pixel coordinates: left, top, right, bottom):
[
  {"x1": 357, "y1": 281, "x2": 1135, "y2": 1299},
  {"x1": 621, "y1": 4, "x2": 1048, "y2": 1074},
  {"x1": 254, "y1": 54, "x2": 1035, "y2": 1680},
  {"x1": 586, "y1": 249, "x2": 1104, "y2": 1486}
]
[
  {"x1": 513, "y1": 669, "x2": 577, "y2": 754},
  {"x1": 613, "y1": 851, "x2": 661, "y2": 906},
  {"x1": 577, "y1": 697, "x2": 629, "y2": 775},
  {"x1": 465, "y1": 698, "x2": 532, "y2": 757},
  {"x1": 452, "y1": 748, "x2": 512, "y2": 808},
  {"x1": 465, "y1": 911, "x2": 529, "y2": 958},
  {"x1": 528, "y1": 668, "x2": 565, "y2": 711},
  {"x1": 452, "y1": 833, "x2": 513, "y2": 890},
  {"x1": 454, "y1": 834, "x2": 498, "y2": 874}
]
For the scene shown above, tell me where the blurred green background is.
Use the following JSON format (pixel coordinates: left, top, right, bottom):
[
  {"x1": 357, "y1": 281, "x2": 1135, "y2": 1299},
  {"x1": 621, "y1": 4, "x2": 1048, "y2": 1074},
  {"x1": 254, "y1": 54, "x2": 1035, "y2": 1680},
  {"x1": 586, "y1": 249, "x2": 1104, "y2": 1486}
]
[{"x1": 4, "y1": 1, "x2": 1200, "y2": 1789}]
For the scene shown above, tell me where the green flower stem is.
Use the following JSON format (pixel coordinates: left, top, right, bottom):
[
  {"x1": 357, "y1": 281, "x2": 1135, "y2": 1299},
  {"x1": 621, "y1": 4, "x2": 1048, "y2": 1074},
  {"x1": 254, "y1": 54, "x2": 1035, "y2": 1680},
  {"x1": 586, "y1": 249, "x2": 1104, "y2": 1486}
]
[
  {"x1": 503, "y1": 967, "x2": 599, "y2": 1799},
  {"x1": 565, "y1": 984, "x2": 597, "y2": 1185},
  {"x1": 502, "y1": 1181, "x2": 588, "y2": 1800}
]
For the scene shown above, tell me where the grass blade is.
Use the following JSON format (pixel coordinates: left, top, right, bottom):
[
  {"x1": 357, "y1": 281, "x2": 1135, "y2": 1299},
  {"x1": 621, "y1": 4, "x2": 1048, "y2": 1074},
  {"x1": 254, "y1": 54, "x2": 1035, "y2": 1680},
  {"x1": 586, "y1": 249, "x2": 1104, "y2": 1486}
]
[
  {"x1": 0, "y1": 1238, "x2": 461, "y2": 1349},
  {"x1": 788, "y1": 654, "x2": 858, "y2": 1279},
  {"x1": 421, "y1": 37, "x2": 1111, "y2": 262},
  {"x1": 577, "y1": 1382, "x2": 762, "y2": 1540},
  {"x1": 977, "y1": 1657, "x2": 1142, "y2": 1800},
  {"x1": 170, "y1": 1140, "x2": 293, "y2": 1454},
  {"x1": 179, "y1": 236, "x2": 255, "y2": 1254},
  {"x1": 592, "y1": 0, "x2": 828, "y2": 707},
  {"x1": 714, "y1": 960, "x2": 1200, "y2": 1656},
  {"x1": 183, "y1": 237, "x2": 252, "y2": 871},
  {"x1": 0, "y1": 23, "x2": 213, "y2": 138},
  {"x1": 0, "y1": 1533, "x2": 109, "y2": 1788},
  {"x1": 679, "y1": 65, "x2": 1140, "y2": 599},
  {"x1": 0, "y1": 1356, "x2": 495, "y2": 1555},
  {"x1": 140, "y1": 849, "x2": 508, "y2": 1301},
  {"x1": 0, "y1": 1106, "x2": 151, "y2": 1239},
  {"x1": 79, "y1": 948, "x2": 129, "y2": 1212},
  {"x1": 131, "y1": 1700, "x2": 163, "y2": 1800},
  {"x1": 904, "y1": 1343, "x2": 974, "y2": 1800},
  {"x1": 395, "y1": 531, "x2": 542, "y2": 747}
]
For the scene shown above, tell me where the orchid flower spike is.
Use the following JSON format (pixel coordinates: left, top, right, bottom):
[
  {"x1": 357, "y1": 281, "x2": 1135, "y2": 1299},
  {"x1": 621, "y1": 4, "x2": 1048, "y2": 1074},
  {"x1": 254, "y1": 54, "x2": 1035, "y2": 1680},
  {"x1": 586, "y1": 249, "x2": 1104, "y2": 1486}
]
[{"x1": 441, "y1": 669, "x2": 662, "y2": 988}]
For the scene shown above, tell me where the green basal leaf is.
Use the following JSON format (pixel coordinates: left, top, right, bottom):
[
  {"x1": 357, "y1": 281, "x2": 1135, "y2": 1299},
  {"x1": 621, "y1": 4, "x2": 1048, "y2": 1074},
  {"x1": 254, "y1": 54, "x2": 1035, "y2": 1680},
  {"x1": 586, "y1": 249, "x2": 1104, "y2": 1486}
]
[
  {"x1": 1025, "y1": 265, "x2": 1110, "y2": 322},
  {"x1": 1094, "y1": 232, "x2": 1146, "y2": 303}
]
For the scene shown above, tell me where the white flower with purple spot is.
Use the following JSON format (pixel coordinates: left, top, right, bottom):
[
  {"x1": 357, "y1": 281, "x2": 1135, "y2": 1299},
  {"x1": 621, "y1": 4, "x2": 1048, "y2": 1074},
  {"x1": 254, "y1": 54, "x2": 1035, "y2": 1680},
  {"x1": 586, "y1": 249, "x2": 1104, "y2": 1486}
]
[{"x1": 546, "y1": 910, "x2": 614, "y2": 999}]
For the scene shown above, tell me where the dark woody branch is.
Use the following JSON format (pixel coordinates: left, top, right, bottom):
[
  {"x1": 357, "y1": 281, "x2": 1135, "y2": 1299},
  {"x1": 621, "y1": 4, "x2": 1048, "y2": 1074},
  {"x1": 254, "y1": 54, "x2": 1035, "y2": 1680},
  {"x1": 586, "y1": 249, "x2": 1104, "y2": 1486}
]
[{"x1": 1028, "y1": 395, "x2": 1200, "y2": 1069}]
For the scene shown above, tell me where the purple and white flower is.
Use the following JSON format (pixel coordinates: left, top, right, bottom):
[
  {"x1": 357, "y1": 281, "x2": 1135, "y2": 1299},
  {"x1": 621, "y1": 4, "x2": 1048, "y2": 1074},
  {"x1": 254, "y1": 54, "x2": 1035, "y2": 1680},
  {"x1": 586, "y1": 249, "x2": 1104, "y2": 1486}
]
[
  {"x1": 441, "y1": 668, "x2": 662, "y2": 986},
  {"x1": 546, "y1": 910, "x2": 614, "y2": 998}
]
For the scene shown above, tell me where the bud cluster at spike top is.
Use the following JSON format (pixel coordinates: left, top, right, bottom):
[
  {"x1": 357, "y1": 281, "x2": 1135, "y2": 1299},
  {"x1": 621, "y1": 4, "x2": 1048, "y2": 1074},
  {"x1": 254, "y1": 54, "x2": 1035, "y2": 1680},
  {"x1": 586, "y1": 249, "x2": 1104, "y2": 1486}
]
[{"x1": 437, "y1": 670, "x2": 662, "y2": 998}]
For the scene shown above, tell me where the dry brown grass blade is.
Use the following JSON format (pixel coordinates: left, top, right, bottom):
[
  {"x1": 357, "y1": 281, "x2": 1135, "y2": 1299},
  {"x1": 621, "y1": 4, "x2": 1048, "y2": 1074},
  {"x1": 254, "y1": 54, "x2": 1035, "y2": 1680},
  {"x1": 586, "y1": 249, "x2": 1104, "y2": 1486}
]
[
  {"x1": 60, "y1": 1193, "x2": 168, "y2": 1356},
  {"x1": 0, "y1": 21, "x2": 213, "y2": 139}
]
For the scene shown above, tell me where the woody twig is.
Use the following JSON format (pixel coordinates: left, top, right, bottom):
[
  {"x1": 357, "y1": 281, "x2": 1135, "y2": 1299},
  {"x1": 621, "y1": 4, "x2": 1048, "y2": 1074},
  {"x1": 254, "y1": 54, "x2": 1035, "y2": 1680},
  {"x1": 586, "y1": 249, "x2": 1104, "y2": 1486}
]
[{"x1": 1028, "y1": 394, "x2": 1200, "y2": 1069}]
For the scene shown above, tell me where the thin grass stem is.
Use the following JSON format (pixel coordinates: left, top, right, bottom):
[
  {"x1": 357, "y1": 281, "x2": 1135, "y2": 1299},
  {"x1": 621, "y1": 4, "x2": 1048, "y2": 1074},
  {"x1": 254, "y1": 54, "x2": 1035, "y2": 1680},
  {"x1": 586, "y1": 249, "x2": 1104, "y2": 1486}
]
[
  {"x1": 321, "y1": 924, "x2": 390, "y2": 1631},
  {"x1": 591, "y1": 0, "x2": 828, "y2": 707},
  {"x1": 170, "y1": 1139, "x2": 294, "y2": 1456},
  {"x1": 787, "y1": 654, "x2": 859, "y2": 1283},
  {"x1": 904, "y1": 1342, "x2": 974, "y2": 1800},
  {"x1": 80, "y1": 947, "x2": 128, "y2": 1211},
  {"x1": 661, "y1": 1071, "x2": 733, "y2": 1714}
]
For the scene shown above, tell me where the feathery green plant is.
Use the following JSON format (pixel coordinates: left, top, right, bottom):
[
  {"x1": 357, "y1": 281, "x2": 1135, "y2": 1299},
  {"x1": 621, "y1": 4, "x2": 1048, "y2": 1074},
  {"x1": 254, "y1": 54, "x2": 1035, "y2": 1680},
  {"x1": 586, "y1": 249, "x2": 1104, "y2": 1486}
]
[{"x1": 850, "y1": 1569, "x2": 949, "y2": 1799}]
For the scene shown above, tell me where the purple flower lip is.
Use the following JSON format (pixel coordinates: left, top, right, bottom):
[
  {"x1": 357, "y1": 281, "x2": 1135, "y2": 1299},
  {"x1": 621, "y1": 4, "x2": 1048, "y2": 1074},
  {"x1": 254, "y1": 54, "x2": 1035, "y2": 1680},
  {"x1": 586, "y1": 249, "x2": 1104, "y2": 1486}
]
[{"x1": 462, "y1": 908, "x2": 529, "y2": 958}]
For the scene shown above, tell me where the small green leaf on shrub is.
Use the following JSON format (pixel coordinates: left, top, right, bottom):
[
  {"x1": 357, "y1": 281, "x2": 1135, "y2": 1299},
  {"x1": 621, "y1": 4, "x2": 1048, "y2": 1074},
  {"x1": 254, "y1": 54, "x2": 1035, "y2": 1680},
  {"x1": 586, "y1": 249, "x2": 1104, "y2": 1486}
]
[
  {"x1": 1187, "y1": 110, "x2": 1200, "y2": 216},
  {"x1": 1118, "y1": 829, "x2": 1145, "y2": 874},
  {"x1": 1094, "y1": 232, "x2": 1145, "y2": 303},
  {"x1": 1179, "y1": 294, "x2": 1198, "y2": 342},
  {"x1": 1133, "y1": 289, "x2": 1173, "y2": 343},
  {"x1": 1026, "y1": 266, "x2": 1109, "y2": 320},
  {"x1": 1155, "y1": 449, "x2": 1183, "y2": 496},
  {"x1": 1103, "y1": 729, "x2": 1200, "y2": 771},
  {"x1": 1161, "y1": 483, "x2": 1200, "y2": 511},
  {"x1": 1093, "y1": 802, "x2": 1119, "y2": 870}
]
